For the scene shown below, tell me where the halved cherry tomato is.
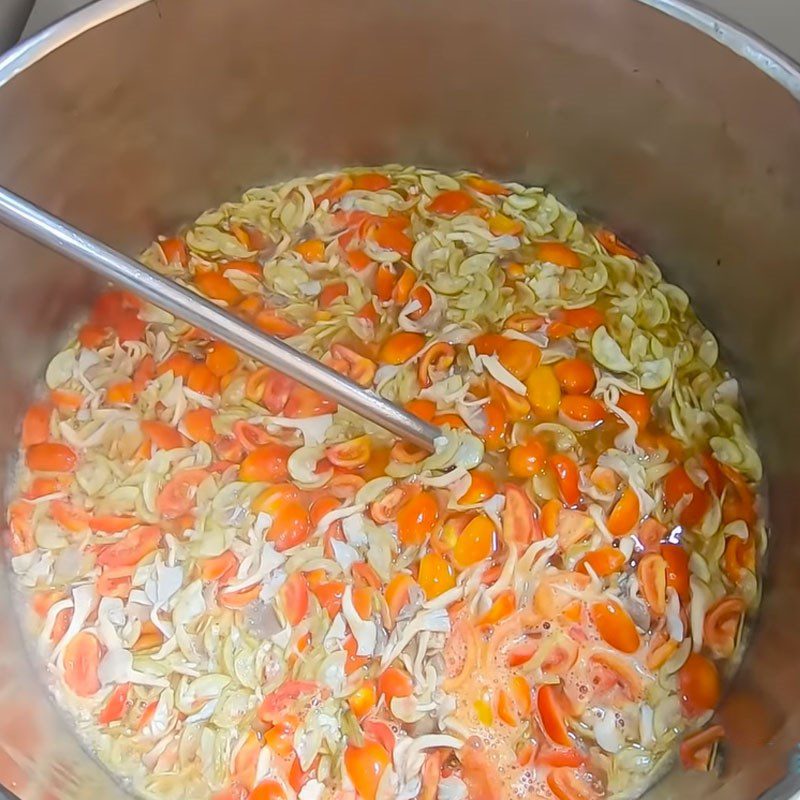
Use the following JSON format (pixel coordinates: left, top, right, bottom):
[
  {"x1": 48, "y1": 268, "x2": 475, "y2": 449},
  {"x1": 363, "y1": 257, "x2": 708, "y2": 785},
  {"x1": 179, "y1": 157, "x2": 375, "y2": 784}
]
[
  {"x1": 183, "y1": 408, "x2": 217, "y2": 443},
  {"x1": 26, "y1": 442, "x2": 76, "y2": 472},
  {"x1": 396, "y1": 491, "x2": 439, "y2": 546},
  {"x1": 194, "y1": 271, "x2": 242, "y2": 304},
  {"x1": 661, "y1": 543, "x2": 691, "y2": 602},
  {"x1": 279, "y1": 572, "x2": 309, "y2": 625},
  {"x1": 459, "y1": 470, "x2": 497, "y2": 504},
  {"x1": 679, "y1": 653, "x2": 721, "y2": 716},
  {"x1": 239, "y1": 443, "x2": 292, "y2": 483},
  {"x1": 527, "y1": 365, "x2": 561, "y2": 419},
  {"x1": 429, "y1": 190, "x2": 476, "y2": 216},
  {"x1": 294, "y1": 238, "x2": 326, "y2": 262},
  {"x1": 312, "y1": 580, "x2": 345, "y2": 618},
  {"x1": 378, "y1": 331, "x2": 426, "y2": 364},
  {"x1": 548, "y1": 767, "x2": 598, "y2": 800},
  {"x1": 384, "y1": 573, "x2": 417, "y2": 622},
  {"x1": 344, "y1": 739, "x2": 390, "y2": 800},
  {"x1": 538, "y1": 684, "x2": 572, "y2": 746},
  {"x1": 554, "y1": 359, "x2": 596, "y2": 395},
  {"x1": 268, "y1": 502, "x2": 311, "y2": 551},
  {"x1": 199, "y1": 551, "x2": 239, "y2": 584},
  {"x1": 418, "y1": 553, "x2": 455, "y2": 599},
  {"x1": 502, "y1": 484, "x2": 541, "y2": 549},
  {"x1": 352, "y1": 173, "x2": 392, "y2": 191},
  {"x1": 508, "y1": 439, "x2": 548, "y2": 478},
  {"x1": 538, "y1": 242, "x2": 581, "y2": 269},
  {"x1": 550, "y1": 454, "x2": 581, "y2": 507},
  {"x1": 63, "y1": 631, "x2": 102, "y2": 697},
  {"x1": 96, "y1": 525, "x2": 162, "y2": 568},
  {"x1": 617, "y1": 392, "x2": 651, "y2": 430},
  {"x1": 206, "y1": 342, "x2": 239, "y2": 377},
  {"x1": 160, "y1": 237, "x2": 188, "y2": 266},
  {"x1": 637, "y1": 553, "x2": 668, "y2": 615},
  {"x1": 665, "y1": 465, "x2": 710, "y2": 529},
  {"x1": 607, "y1": 487, "x2": 640, "y2": 537},
  {"x1": 454, "y1": 514, "x2": 495, "y2": 567},
  {"x1": 155, "y1": 468, "x2": 208, "y2": 519},
  {"x1": 378, "y1": 666, "x2": 414, "y2": 704},
  {"x1": 141, "y1": 420, "x2": 184, "y2": 450},
  {"x1": 249, "y1": 780, "x2": 286, "y2": 800},
  {"x1": 22, "y1": 404, "x2": 51, "y2": 447},
  {"x1": 577, "y1": 546, "x2": 626, "y2": 577},
  {"x1": 560, "y1": 395, "x2": 605, "y2": 423},
  {"x1": 591, "y1": 600, "x2": 640, "y2": 653},
  {"x1": 98, "y1": 683, "x2": 130, "y2": 724}
]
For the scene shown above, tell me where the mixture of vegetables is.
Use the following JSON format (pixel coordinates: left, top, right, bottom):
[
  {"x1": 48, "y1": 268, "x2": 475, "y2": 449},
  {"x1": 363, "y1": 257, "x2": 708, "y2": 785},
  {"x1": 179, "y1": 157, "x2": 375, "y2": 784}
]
[{"x1": 5, "y1": 167, "x2": 765, "y2": 800}]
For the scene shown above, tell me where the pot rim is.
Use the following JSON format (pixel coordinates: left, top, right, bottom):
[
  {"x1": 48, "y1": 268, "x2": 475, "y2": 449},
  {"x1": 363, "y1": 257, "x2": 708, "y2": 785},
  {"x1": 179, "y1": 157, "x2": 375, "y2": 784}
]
[{"x1": 0, "y1": 0, "x2": 799, "y2": 100}]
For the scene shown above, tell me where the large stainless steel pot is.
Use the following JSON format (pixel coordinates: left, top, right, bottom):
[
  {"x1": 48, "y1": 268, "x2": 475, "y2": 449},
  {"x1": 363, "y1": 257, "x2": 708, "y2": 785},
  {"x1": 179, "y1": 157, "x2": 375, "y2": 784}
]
[{"x1": 1, "y1": 1, "x2": 799, "y2": 798}]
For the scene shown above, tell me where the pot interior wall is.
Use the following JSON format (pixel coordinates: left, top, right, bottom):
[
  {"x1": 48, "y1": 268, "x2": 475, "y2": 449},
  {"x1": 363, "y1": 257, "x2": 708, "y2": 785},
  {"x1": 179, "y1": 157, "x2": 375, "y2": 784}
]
[{"x1": 0, "y1": 0, "x2": 799, "y2": 798}]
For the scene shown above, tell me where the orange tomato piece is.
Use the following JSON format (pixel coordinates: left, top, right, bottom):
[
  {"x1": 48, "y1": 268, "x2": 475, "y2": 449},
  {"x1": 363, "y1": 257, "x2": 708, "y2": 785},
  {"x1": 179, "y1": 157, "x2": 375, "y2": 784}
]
[
  {"x1": 664, "y1": 465, "x2": 710, "y2": 529},
  {"x1": 183, "y1": 408, "x2": 217, "y2": 443},
  {"x1": 550, "y1": 453, "x2": 581, "y2": 507},
  {"x1": 478, "y1": 589, "x2": 517, "y2": 626},
  {"x1": 617, "y1": 392, "x2": 651, "y2": 429},
  {"x1": 155, "y1": 468, "x2": 208, "y2": 519},
  {"x1": 418, "y1": 342, "x2": 455, "y2": 388},
  {"x1": 98, "y1": 683, "x2": 130, "y2": 725},
  {"x1": 319, "y1": 281, "x2": 348, "y2": 309},
  {"x1": 205, "y1": 342, "x2": 239, "y2": 377},
  {"x1": 547, "y1": 768, "x2": 598, "y2": 800},
  {"x1": 541, "y1": 498, "x2": 562, "y2": 538},
  {"x1": 294, "y1": 238, "x2": 326, "y2": 262},
  {"x1": 397, "y1": 491, "x2": 439, "y2": 546},
  {"x1": 279, "y1": 572, "x2": 309, "y2": 625},
  {"x1": 187, "y1": 362, "x2": 221, "y2": 395},
  {"x1": 453, "y1": 514, "x2": 495, "y2": 567},
  {"x1": 637, "y1": 553, "x2": 668, "y2": 615},
  {"x1": 661, "y1": 543, "x2": 691, "y2": 602},
  {"x1": 157, "y1": 351, "x2": 195, "y2": 381},
  {"x1": 497, "y1": 339, "x2": 541, "y2": 381},
  {"x1": 141, "y1": 420, "x2": 184, "y2": 450},
  {"x1": 325, "y1": 435, "x2": 371, "y2": 469},
  {"x1": 348, "y1": 681, "x2": 378, "y2": 719},
  {"x1": 384, "y1": 573, "x2": 417, "y2": 622},
  {"x1": 429, "y1": 190, "x2": 476, "y2": 216},
  {"x1": 378, "y1": 666, "x2": 414, "y2": 704},
  {"x1": 268, "y1": 502, "x2": 311, "y2": 551},
  {"x1": 481, "y1": 400, "x2": 507, "y2": 451},
  {"x1": 458, "y1": 469, "x2": 497, "y2": 504},
  {"x1": 315, "y1": 175, "x2": 354, "y2": 206},
  {"x1": 554, "y1": 359, "x2": 596, "y2": 395},
  {"x1": 78, "y1": 323, "x2": 109, "y2": 348},
  {"x1": 591, "y1": 600, "x2": 640, "y2": 653},
  {"x1": 489, "y1": 213, "x2": 524, "y2": 237},
  {"x1": 418, "y1": 552, "x2": 455, "y2": 599},
  {"x1": 679, "y1": 653, "x2": 721, "y2": 715},
  {"x1": 97, "y1": 525, "x2": 162, "y2": 568},
  {"x1": 538, "y1": 242, "x2": 581, "y2": 269},
  {"x1": 577, "y1": 546, "x2": 626, "y2": 577},
  {"x1": 679, "y1": 724, "x2": 725, "y2": 771},
  {"x1": 352, "y1": 173, "x2": 392, "y2": 191},
  {"x1": 607, "y1": 487, "x2": 640, "y2": 537},
  {"x1": 199, "y1": 550, "x2": 239, "y2": 584},
  {"x1": 220, "y1": 259, "x2": 261, "y2": 277},
  {"x1": 22, "y1": 403, "x2": 51, "y2": 447},
  {"x1": 537, "y1": 684, "x2": 572, "y2": 746},
  {"x1": 194, "y1": 271, "x2": 242, "y2": 304},
  {"x1": 26, "y1": 442, "x2": 77, "y2": 472},
  {"x1": 312, "y1": 580, "x2": 345, "y2": 618},
  {"x1": 284, "y1": 384, "x2": 337, "y2": 417},
  {"x1": 254, "y1": 312, "x2": 302, "y2": 338},
  {"x1": 106, "y1": 381, "x2": 135, "y2": 405},
  {"x1": 526, "y1": 365, "x2": 561, "y2": 419},
  {"x1": 560, "y1": 395, "x2": 606, "y2": 423},
  {"x1": 405, "y1": 398, "x2": 437, "y2": 422},
  {"x1": 595, "y1": 228, "x2": 639, "y2": 259},
  {"x1": 370, "y1": 222, "x2": 413, "y2": 258},
  {"x1": 466, "y1": 175, "x2": 510, "y2": 196},
  {"x1": 558, "y1": 306, "x2": 605, "y2": 332},
  {"x1": 344, "y1": 739, "x2": 391, "y2": 800},
  {"x1": 63, "y1": 631, "x2": 102, "y2": 697},
  {"x1": 378, "y1": 331, "x2": 426, "y2": 364},
  {"x1": 502, "y1": 483, "x2": 541, "y2": 549},
  {"x1": 249, "y1": 780, "x2": 286, "y2": 800},
  {"x1": 239, "y1": 443, "x2": 292, "y2": 483},
  {"x1": 703, "y1": 596, "x2": 745, "y2": 658},
  {"x1": 160, "y1": 237, "x2": 188, "y2": 266},
  {"x1": 97, "y1": 566, "x2": 134, "y2": 598}
]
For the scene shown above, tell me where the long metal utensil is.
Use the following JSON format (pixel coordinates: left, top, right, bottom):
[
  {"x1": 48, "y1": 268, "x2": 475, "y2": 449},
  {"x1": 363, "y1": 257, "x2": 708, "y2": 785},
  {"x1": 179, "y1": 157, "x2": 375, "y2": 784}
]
[{"x1": 0, "y1": 186, "x2": 442, "y2": 451}]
